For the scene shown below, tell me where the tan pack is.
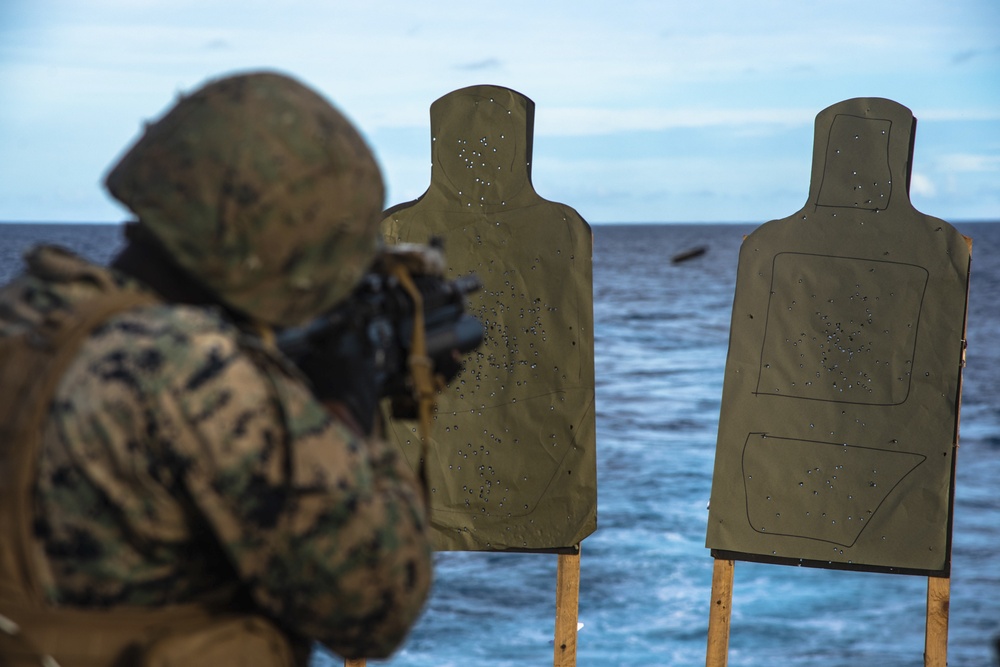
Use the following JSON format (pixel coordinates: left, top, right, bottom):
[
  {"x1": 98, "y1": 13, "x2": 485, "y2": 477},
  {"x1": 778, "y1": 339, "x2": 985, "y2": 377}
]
[{"x1": 0, "y1": 285, "x2": 298, "y2": 667}]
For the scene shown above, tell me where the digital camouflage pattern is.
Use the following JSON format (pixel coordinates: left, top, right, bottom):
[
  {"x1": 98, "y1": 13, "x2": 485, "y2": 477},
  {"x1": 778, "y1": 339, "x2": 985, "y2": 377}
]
[
  {"x1": 0, "y1": 245, "x2": 432, "y2": 659},
  {"x1": 104, "y1": 71, "x2": 385, "y2": 328}
]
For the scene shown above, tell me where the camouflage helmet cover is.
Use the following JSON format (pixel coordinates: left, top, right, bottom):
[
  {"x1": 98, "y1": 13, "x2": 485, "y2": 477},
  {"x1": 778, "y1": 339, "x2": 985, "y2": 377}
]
[{"x1": 105, "y1": 71, "x2": 385, "y2": 327}]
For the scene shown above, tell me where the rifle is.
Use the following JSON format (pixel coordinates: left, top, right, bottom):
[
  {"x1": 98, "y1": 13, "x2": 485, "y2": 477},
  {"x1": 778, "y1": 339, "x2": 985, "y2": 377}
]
[{"x1": 277, "y1": 241, "x2": 483, "y2": 419}]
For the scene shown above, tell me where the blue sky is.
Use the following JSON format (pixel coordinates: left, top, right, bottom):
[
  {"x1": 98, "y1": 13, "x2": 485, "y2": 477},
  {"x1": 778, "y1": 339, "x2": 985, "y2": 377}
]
[{"x1": 1, "y1": 0, "x2": 998, "y2": 224}]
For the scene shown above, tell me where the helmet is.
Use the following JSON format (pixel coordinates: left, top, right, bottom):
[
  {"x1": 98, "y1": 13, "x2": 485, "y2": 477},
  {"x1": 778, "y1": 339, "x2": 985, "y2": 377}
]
[{"x1": 105, "y1": 71, "x2": 384, "y2": 327}]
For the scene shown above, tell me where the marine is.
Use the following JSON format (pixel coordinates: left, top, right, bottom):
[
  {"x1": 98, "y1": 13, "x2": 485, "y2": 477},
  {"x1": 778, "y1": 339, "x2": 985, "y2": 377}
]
[{"x1": 0, "y1": 71, "x2": 434, "y2": 665}]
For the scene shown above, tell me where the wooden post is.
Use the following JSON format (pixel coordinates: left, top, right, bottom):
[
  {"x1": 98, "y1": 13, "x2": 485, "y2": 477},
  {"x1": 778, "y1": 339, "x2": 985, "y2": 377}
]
[
  {"x1": 554, "y1": 548, "x2": 582, "y2": 667},
  {"x1": 344, "y1": 659, "x2": 365, "y2": 667},
  {"x1": 706, "y1": 558, "x2": 735, "y2": 667},
  {"x1": 924, "y1": 575, "x2": 950, "y2": 667}
]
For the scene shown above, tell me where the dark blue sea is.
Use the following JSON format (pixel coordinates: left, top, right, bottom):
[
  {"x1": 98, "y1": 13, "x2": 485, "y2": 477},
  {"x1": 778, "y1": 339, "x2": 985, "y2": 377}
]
[{"x1": 2, "y1": 221, "x2": 997, "y2": 667}]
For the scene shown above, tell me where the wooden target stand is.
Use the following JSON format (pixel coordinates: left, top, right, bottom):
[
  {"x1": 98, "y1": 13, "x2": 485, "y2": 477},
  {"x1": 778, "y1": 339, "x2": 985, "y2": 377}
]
[
  {"x1": 344, "y1": 548, "x2": 582, "y2": 667},
  {"x1": 706, "y1": 559, "x2": 952, "y2": 667},
  {"x1": 706, "y1": 235, "x2": 970, "y2": 667}
]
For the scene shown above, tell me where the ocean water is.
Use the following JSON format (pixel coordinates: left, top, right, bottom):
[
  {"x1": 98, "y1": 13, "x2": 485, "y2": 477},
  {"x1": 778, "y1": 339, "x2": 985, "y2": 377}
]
[{"x1": 2, "y1": 221, "x2": 997, "y2": 667}]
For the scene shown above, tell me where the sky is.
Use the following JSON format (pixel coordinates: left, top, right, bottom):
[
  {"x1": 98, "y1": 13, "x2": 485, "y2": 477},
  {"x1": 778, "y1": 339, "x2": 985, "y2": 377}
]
[{"x1": 1, "y1": 0, "x2": 998, "y2": 224}]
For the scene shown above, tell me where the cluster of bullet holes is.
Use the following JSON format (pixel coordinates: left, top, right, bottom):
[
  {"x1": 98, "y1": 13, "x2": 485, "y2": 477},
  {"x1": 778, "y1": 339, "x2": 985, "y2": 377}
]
[
  {"x1": 756, "y1": 254, "x2": 927, "y2": 405},
  {"x1": 743, "y1": 434, "x2": 926, "y2": 548},
  {"x1": 405, "y1": 225, "x2": 586, "y2": 523}
]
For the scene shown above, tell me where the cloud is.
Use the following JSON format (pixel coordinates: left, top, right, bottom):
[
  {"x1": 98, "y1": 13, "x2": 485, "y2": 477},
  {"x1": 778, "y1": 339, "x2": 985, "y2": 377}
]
[
  {"x1": 534, "y1": 107, "x2": 814, "y2": 137},
  {"x1": 918, "y1": 108, "x2": 1000, "y2": 122},
  {"x1": 204, "y1": 38, "x2": 230, "y2": 50},
  {"x1": 910, "y1": 173, "x2": 937, "y2": 198},
  {"x1": 456, "y1": 58, "x2": 502, "y2": 71},
  {"x1": 2, "y1": 0, "x2": 998, "y2": 224},
  {"x1": 937, "y1": 153, "x2": 1000, "y2": 173},
  {"x1": 951, "y1": 49, "x2": 984, "y2": 65}
]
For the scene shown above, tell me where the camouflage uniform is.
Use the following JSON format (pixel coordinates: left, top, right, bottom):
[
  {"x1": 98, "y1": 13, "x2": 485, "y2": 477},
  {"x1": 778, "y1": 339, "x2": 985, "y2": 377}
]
[{"x1": 0, "y1": 72, "x2": 432, "y2": 662}]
